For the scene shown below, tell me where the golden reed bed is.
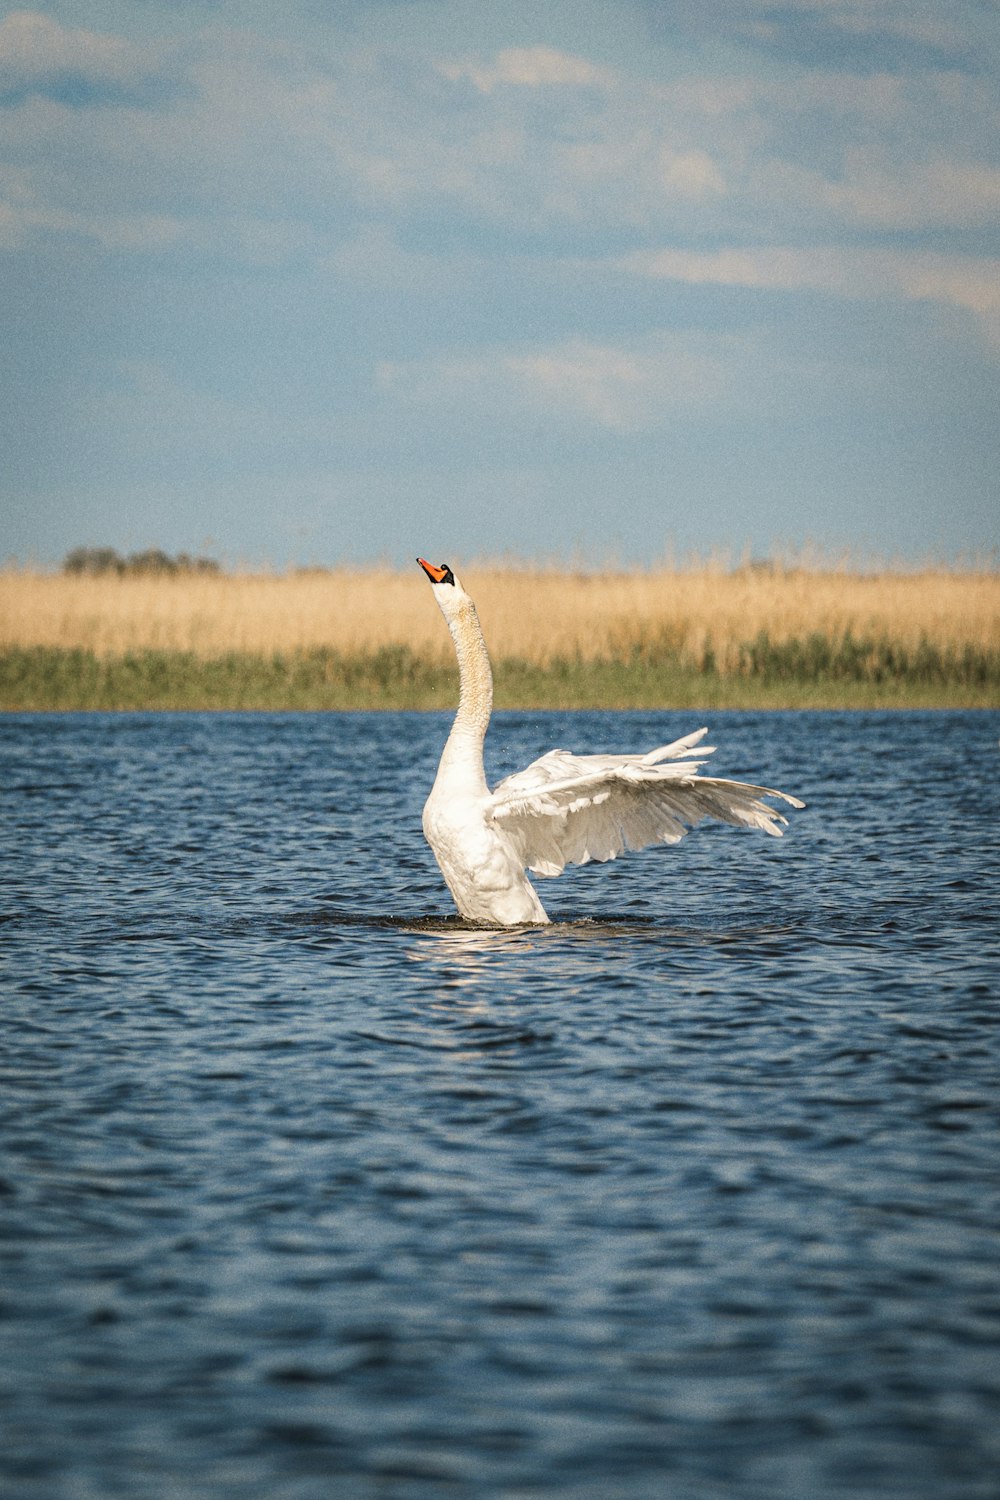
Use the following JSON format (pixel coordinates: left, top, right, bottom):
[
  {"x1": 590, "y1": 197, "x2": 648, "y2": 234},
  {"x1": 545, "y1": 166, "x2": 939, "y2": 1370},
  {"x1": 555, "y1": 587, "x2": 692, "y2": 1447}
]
[{"x1": 2, "y1": 563, "x2": 997, "y2": 672}]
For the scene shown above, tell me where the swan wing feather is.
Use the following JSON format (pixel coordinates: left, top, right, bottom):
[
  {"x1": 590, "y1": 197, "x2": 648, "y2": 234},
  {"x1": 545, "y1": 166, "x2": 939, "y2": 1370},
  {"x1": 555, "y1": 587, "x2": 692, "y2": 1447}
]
[
  {"x1": 489, "y1": 727, "x2": 716, "y2": 801},
  {"x1": 489, "y1": 734, "x2": 804, "y2": 878}
]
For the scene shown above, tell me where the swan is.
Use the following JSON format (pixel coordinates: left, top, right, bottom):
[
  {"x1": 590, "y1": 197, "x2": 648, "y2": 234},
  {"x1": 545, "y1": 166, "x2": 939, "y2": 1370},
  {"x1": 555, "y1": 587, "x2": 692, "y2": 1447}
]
[{"x1": 417, "y1": 558, "x2": 804, "y2": 926}]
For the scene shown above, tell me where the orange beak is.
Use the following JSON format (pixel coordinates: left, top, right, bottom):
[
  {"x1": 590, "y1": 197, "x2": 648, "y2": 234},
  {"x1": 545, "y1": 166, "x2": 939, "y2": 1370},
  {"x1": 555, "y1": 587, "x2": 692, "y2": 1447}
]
[{"x1": 417, "y1": 558, "x2": 449, "y2": 583}]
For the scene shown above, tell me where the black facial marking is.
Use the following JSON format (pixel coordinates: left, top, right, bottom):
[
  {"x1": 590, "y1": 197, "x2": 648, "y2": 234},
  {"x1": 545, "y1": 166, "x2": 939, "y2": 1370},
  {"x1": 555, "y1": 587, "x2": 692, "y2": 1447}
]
[{"x1": 438, "y1": 564, "x2": 455, "y2": 585}]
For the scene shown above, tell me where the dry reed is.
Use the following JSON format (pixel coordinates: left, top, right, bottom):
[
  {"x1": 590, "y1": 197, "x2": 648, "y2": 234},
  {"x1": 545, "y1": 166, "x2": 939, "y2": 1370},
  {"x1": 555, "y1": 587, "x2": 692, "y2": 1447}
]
[{"x1": 2, "y1": 564, "x2": 997, "y2": 668}]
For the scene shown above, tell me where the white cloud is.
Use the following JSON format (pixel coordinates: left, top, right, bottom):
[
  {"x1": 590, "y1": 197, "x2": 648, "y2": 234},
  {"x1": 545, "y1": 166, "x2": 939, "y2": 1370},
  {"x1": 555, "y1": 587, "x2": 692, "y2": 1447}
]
[
  {"x1": 822, "y1": 154, "x2": 1000, "y2": 229},
  {"x1": 0, "y1": 192, "x2": 186, "y2": 250},
  {"x1": 438, "y1": 45, "x2": 613, "y2": 93},
  {"x1": 623, "y1": 245, "x2": 820, "y2": 290},
  {"x1": 659, "y1": 146, "x2": 726, "y2": 196},
  {"x1": 379, "y1": 334, "x2": 730, "y2": 432},
  {"x1": 660, "y1": 0, "x2": 977, "y2": 60},
  {"x1": 747, "y1": 0, "x2": 966, "y2": 52},
  {"x1": 621, "y1": 244, "x2": 1000, "y2": 347},
  {"x1": 0, "y1": 167, "x2": 325, "y2": 261},
  {"x1": 0, "y1": 10, "x2": 158, "y2": 95},
  {"x1": 365, "y1": 54, "x2": 732, "y2": 219},
  {"x1": 0, "y1": 26, "x2": 351, "y2": 259}
]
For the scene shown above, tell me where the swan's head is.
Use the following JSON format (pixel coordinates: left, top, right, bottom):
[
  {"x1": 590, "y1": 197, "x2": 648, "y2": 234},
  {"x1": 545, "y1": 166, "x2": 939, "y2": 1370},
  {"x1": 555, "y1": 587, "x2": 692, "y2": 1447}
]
[{"x1": 417, "y1": 557, "x2": 472, "y2": 619}]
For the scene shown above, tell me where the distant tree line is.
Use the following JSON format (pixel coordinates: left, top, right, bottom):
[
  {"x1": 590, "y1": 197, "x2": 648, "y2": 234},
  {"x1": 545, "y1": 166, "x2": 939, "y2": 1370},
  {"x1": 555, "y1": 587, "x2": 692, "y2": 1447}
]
[{"x1": 63, "y1": 547, "x2": 221, "y2": 576}]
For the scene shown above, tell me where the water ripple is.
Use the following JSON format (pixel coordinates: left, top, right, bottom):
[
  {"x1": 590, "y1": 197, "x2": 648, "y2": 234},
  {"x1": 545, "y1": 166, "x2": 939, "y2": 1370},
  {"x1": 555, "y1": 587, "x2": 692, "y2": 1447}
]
[{"x1": 1, "y1": 709, "x2": 998, "y2": 1500}]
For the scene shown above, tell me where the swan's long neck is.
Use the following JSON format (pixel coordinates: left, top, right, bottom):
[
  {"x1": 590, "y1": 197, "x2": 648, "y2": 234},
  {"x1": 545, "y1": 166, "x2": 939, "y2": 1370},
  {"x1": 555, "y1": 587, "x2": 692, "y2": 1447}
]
[{"x1": 437, "y1": 599, "x2": 493, "y2": 791}]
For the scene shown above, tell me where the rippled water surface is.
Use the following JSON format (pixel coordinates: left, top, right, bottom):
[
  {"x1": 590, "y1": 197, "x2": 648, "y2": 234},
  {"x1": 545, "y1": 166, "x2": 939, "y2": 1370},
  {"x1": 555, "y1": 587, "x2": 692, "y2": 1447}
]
[{"x1": 2, "y1": 709, "x2": 999, "y2": 1499}]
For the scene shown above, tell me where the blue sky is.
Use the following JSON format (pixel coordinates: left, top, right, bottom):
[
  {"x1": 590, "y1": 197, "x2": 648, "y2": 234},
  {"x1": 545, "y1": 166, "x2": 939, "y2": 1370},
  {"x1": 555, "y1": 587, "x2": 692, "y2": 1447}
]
[{"x1": 1, "y1": 0, "x2": 997, "y2": 568}]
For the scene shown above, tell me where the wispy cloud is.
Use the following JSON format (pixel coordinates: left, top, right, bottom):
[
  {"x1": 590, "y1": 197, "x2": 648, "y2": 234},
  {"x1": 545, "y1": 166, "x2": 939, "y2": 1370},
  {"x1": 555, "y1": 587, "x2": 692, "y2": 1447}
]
[
  {"x1": 379, "y1": 333, "x2": 731, "y2": 433},
  {"x1": 819, "y1": 153, "x2": 1000, "y2": 228},
  {"x1": 438, "y1": 45, "x2": 612, "y2": 92},
  {"x1": 638, "y1": 0, "x2": 983, "y2": 69},
  {"x1": 0, "y1": 9, "x2": 169, "y2": 103},
  {"x1": 0, "y1": 199, "x2": 186, "y2": 251},
  {"x1": 620, "y1": 244, "x2": 1000, "y2": 346}
]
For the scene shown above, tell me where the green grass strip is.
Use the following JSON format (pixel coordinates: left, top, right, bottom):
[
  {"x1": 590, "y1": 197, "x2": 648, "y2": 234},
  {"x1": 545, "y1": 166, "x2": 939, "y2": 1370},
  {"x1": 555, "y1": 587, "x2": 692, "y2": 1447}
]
[{"x1": 2, "y1": 641, "x2": 998, "y2": 711}]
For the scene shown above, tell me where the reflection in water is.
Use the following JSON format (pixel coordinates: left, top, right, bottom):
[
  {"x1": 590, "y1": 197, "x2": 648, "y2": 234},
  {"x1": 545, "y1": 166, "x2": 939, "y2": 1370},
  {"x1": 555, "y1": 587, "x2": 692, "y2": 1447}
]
[{"x1": 404, "y1": 921, "x2": 538, "y2": 982}]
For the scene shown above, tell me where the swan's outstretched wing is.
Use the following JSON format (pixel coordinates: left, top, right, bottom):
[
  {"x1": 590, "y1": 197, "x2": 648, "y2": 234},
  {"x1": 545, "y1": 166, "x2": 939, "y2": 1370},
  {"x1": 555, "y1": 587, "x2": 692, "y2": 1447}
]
[{"x1": 488, "y1": 728, "x2": 804, "y2": 878}]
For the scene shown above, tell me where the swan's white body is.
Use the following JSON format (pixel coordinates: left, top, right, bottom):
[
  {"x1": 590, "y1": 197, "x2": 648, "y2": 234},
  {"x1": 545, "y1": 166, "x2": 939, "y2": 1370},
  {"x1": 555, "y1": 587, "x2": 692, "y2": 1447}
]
[{"x1": 418, "y1": 559, "x2": 804, "y2": 926}]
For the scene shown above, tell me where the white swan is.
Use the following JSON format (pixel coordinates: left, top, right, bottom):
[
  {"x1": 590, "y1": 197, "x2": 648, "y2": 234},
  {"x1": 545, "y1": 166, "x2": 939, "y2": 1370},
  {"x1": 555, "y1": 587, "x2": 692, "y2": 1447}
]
[{"x1": 417, "y1": 558, "x2": 804, "y2": 926}]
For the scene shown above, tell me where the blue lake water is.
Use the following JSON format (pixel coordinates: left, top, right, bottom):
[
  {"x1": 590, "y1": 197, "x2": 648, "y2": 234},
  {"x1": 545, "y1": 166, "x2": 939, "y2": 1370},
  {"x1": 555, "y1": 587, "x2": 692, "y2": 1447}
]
[{"x1": 2, "y1": 708, "x2": 999, "y2": 1500}]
